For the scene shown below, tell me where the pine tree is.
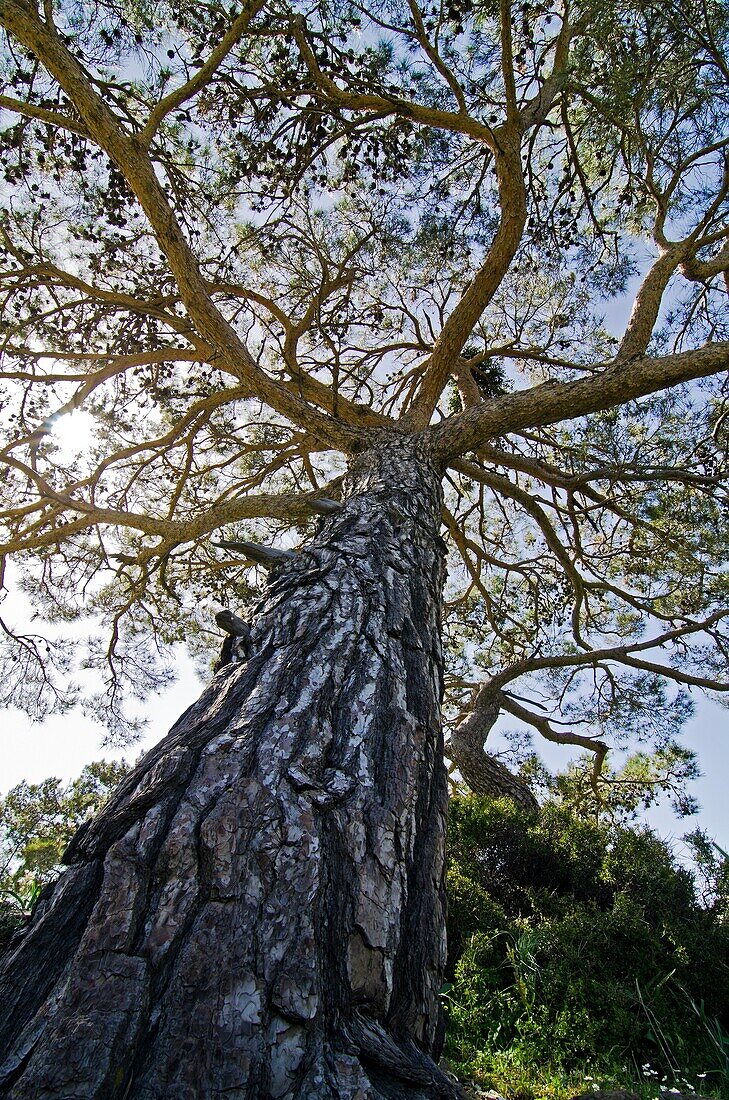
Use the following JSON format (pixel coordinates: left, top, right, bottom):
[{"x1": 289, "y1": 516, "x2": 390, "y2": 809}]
[{"x1": 0, "y1": 0, "x2": 727, "y2": 1095}]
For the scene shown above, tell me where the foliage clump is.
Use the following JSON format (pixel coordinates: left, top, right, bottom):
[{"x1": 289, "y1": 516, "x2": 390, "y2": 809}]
[{"x1": 445, "y1": 796, "x2": 729, "y2": 1098}]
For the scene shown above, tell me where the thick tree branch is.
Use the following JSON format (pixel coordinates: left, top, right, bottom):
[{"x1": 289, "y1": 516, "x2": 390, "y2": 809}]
[
  {"x1": 139, "y1": 0, "x2": 266, "y2": 147},
  {"x1": 500, "y1": 692, "x2": 609, "y2": 796},
  {"x1": 290, "y1": 18, "x2": 498, "y2": 148},
  {"x1": 616, "y1": 247, "x2": 687, "y2": 360},
  {"x1": 480, "y1": 611, "x2": 729, "y2": 694},
  {"x1": 402, "y1": 133, "x2": 527, "y2": 428},
  {"x1": 0, "y1": 481, "x2": 344, "y2": 556},
  {"x1": 447, "y1": 684, "x2": 539, "y2": 809},
  {"x1": 429, "y1": 342, "x2": 729, "y2": 460},
  {"x1": 0, "y1": 92, "x2": 88, "y2": 136},
  {"x1": 400, "y1": 14, "x2": 574, "y2": 429},
  {"x1": 682, "y1": 238, "x2": 729, "y2": 290}
]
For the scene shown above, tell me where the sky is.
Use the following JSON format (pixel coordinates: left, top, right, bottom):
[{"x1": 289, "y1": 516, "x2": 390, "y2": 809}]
[{"x1": 1, "y1": 648, "x2": 204, "y2": 792}]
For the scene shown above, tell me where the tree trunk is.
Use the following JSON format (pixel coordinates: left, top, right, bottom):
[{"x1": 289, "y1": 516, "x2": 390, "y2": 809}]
[{"x1": 0, "y1": 438, "x2": 467, "y2": 1100}]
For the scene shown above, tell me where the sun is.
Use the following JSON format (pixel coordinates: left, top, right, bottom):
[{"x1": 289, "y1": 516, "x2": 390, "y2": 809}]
[{"x1": 51, "y1": 409, "x2": 97, "y2": 462}]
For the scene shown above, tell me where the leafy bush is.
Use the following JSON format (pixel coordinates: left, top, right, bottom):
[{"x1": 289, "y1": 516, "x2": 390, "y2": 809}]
[{"x1": 445, "y1": 796, "x2": 729, "y2": 1096}]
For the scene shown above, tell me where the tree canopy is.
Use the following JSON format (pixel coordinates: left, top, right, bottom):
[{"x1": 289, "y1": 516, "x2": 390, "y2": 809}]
[{"x1": 1, "y1": 0, "x2": 728, "y2": 778}]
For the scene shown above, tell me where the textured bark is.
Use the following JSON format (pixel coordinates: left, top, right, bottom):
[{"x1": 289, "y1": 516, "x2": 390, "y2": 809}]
[
  {"x1": 0, "y1": 438, "x2": 468, "y2": 1100},
  {"x1": 448, "y1": 691, "x2": 538, "y2": 813}
]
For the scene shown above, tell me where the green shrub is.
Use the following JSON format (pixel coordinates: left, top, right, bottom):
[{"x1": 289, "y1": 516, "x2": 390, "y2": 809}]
[{"x1": 445, "y1": 796, "x2": 729, "y2": 1096}]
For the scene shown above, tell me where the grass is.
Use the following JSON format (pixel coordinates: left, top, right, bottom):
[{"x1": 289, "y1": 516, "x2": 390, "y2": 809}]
[{"x1": 444, "y1": 1050, "x2": 726, "y2": 1100}]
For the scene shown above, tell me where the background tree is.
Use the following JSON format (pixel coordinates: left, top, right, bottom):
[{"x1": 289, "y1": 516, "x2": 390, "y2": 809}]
[
  {"x1": 0, "y1": 759, "x2": 130, "y2": 887},
  {"x1": 0, "y1": 0, "x2": 727, "y2": 1096},
  {"x1": 0, "y1": 759, "x2": 129, "y2": 949}
]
